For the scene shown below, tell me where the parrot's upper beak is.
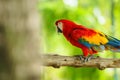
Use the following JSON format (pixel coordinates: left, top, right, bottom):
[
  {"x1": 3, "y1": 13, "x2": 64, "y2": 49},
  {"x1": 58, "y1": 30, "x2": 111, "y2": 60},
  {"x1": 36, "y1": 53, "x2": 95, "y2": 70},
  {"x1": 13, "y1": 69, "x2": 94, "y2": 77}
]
[{"x1": 57, "y1": 27, "x2": 62, "y2": 33}]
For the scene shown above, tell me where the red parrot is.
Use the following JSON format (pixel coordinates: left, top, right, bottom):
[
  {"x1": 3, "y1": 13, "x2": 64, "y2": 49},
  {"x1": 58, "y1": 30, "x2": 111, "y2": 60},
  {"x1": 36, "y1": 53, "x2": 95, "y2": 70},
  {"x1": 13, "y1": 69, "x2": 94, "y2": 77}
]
[{"x1": 55, "y1": 19, "x2": 120, "y2": 62}]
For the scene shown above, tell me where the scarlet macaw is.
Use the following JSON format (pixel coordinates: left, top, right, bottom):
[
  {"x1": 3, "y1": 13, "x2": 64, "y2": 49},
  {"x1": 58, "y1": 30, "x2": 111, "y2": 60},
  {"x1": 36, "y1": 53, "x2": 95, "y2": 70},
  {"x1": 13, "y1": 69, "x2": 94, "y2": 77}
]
[{"x1": 55, "y1": 19, "x2": 120, "y2": 62}]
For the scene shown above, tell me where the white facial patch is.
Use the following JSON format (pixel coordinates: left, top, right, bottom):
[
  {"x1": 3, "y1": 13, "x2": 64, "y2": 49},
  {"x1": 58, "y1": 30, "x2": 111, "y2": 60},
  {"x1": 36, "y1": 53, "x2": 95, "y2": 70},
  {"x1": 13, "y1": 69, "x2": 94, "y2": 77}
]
[{"x1": 57, "y1": 22, "x2": 63, "y2": 31}]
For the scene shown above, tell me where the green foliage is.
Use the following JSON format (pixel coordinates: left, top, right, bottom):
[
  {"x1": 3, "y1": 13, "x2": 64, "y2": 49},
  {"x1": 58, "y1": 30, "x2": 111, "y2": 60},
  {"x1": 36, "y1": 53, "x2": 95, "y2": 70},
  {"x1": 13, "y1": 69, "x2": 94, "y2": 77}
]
[{"x1": 39, "y1": 0, "x2": 120, "y2": 80}]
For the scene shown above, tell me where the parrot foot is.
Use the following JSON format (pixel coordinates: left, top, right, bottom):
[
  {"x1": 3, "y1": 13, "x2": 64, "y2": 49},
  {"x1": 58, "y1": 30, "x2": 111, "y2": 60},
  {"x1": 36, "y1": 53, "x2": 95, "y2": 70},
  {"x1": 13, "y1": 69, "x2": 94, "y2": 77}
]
[
  {"x1": 79, "y1": 55, "x2": 85, "y2": 62},
  {"x1": 79, "y1": 55, "x2": 94, "y2": 63}
]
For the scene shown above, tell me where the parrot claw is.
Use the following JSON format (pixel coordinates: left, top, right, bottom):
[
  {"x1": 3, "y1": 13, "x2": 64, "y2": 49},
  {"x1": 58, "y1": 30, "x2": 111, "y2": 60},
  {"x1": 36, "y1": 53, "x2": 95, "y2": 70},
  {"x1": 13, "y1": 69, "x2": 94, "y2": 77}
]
[
  {"x1": 79, "y1": 55, "x2": 94, "y2": 63},
  {"x1": 79, "y1": 55, "x2": 85, "y2": 62},
  {"x1": 84, "y1": 55, "x2": 94, "y2": 62}
]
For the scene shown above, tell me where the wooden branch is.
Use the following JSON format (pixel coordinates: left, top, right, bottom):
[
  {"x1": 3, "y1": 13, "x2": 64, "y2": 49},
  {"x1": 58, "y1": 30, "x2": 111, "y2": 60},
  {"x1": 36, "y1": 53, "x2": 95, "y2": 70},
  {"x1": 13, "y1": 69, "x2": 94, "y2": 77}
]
[{"x1": 43, "y1": 54, "x2": 120, "y2": 70}]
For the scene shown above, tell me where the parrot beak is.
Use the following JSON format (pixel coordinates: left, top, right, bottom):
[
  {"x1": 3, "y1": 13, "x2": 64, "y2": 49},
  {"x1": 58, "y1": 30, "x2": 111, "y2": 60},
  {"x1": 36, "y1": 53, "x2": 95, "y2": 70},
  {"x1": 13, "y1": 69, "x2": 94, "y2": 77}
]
[{"x1": 57, "y1": 27, "x2": 62, "y2": 33}]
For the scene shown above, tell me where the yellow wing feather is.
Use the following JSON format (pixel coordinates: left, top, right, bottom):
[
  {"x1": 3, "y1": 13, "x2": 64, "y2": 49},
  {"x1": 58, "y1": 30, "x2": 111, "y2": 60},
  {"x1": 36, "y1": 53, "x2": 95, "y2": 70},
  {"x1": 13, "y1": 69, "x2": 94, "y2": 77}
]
[{"x1": 82, "y1": 31, "x2": 108, "y2": 45}]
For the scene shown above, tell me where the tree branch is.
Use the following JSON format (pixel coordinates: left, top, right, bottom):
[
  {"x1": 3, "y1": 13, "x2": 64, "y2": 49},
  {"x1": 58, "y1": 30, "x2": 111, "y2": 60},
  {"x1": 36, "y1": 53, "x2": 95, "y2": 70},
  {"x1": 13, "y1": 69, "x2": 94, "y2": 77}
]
[{"x1": 43, "y1": 54, "x2": 120, "y2": 70}]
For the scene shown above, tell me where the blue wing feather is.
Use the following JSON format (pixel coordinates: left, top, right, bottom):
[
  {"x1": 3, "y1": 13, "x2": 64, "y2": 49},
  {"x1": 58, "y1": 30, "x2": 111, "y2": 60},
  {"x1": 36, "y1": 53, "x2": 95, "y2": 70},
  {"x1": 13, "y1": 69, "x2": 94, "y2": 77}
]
[
  {"x1": 78, "y1": 39, "x2": 93, "y2": 48},
  {"x1": 105, "y1": 36, "x2": 120, "y2": 52},
  {"x1": 107, "y1": 36, "x2": 120, "y2": 47}
]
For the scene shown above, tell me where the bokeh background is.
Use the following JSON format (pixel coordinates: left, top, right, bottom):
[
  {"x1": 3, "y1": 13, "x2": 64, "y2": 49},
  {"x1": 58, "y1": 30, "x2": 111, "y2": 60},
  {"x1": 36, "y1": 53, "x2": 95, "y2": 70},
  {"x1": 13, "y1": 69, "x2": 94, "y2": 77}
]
[{"x1": 39, "y1": 0, "x2": 120, "y2": 80}]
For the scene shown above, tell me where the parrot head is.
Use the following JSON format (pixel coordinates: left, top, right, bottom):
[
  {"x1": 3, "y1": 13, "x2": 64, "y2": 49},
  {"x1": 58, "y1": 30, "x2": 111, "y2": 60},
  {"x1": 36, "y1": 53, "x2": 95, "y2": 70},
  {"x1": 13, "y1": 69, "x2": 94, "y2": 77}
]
[{"x1": 55, "y1": 19, "x2": 76, "y2": 33}]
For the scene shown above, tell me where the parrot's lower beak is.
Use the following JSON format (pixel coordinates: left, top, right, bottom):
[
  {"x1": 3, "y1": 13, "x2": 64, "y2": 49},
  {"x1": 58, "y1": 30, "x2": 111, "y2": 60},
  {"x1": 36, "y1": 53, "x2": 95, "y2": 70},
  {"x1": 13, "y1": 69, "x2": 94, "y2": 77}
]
[{"x1": 57, "y1": 27, "x2": 62, "y2": 33}]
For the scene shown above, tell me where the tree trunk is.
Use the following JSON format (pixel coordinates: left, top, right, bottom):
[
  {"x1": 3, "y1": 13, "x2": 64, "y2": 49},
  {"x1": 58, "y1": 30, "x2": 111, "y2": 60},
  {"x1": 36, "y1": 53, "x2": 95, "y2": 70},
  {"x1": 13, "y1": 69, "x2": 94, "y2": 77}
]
[{"x1": 0, "y1": 0, "x2": 42, "y2": 80}]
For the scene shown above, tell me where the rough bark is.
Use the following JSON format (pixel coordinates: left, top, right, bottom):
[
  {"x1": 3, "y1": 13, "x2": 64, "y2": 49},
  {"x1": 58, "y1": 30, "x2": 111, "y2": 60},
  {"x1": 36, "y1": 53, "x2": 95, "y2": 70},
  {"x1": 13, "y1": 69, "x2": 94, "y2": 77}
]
[
  {"x1": 0, "y1": 0, "x2": 42, "y2": 80},
  {"x1": 43, "y1": 54, "x2": 120, "y2": 70}
]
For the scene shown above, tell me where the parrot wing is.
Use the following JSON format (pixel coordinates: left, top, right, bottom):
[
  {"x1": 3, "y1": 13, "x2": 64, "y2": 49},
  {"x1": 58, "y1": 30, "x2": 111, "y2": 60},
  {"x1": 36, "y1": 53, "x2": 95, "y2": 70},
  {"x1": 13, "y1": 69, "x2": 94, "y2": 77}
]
[
  {"x1": 71, "y1": 28, "x2": 120, "y2": 52},
  {"x1": 70, "y1": 28, "x2": 108, "y2": 51}
]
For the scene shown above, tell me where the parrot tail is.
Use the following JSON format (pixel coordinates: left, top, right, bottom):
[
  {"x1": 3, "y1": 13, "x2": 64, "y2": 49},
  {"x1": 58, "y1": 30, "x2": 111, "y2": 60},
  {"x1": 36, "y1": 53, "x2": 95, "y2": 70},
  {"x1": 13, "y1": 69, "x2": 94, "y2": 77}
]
[{"x1": 106, "y1": 36, "x2": 120, "y2": 52}]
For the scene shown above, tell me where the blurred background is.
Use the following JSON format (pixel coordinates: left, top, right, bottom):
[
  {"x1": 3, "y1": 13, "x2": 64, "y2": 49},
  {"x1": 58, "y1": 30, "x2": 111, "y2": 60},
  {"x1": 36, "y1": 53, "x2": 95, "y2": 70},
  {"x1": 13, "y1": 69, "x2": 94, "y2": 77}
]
[{"x1": 39, "y1": 0, "x2": 120, "y2": 80}]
